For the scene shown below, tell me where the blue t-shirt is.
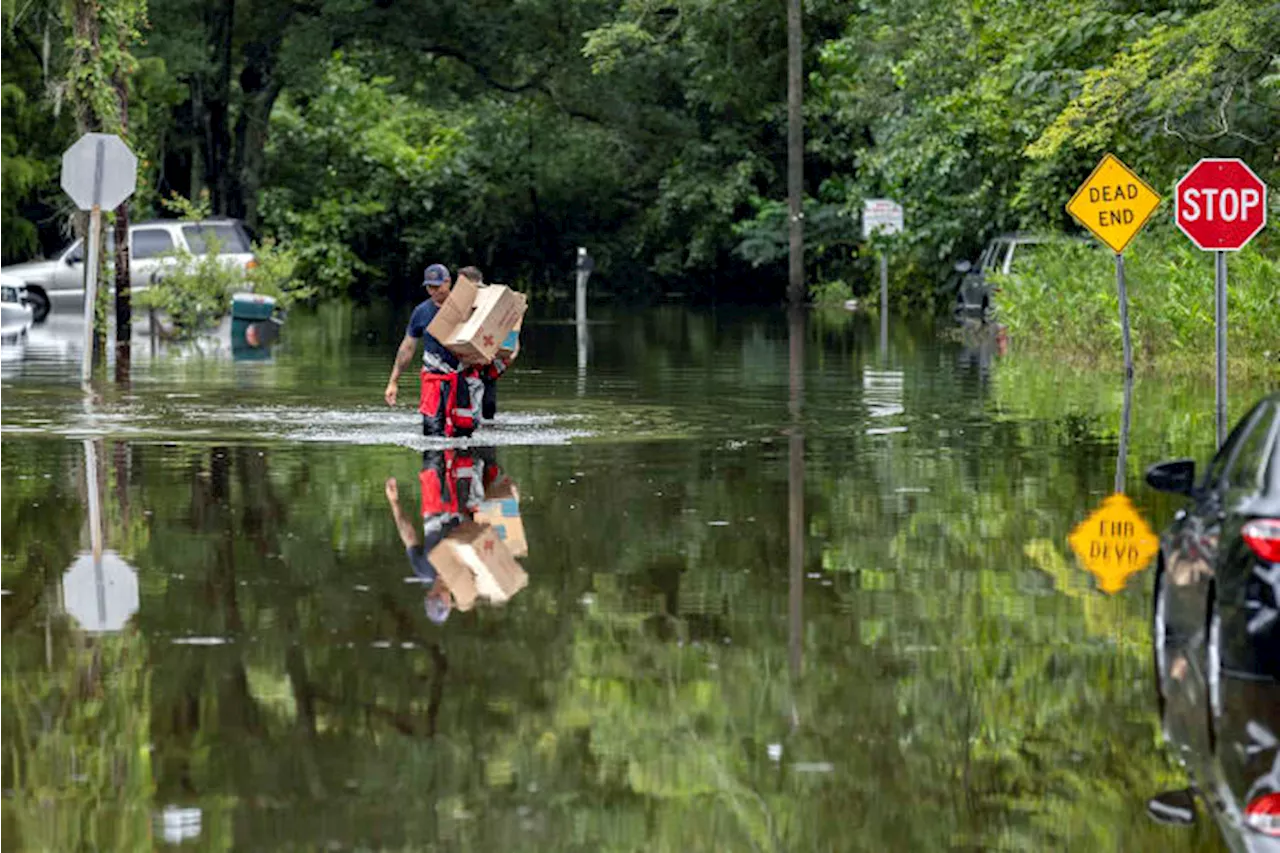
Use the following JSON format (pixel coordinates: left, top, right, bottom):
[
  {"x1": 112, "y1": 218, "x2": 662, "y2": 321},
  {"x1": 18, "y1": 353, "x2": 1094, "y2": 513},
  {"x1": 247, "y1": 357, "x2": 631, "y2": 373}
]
[{"x1": 407, "y1": 300, "x2": 460, "y2": 372}]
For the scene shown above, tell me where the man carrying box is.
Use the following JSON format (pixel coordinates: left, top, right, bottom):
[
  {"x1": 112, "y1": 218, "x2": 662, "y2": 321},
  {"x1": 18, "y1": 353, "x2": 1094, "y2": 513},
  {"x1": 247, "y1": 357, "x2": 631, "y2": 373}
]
[
  {"x1": 384, "y1": 263, "x2": 465, "y2": 437},
  {"x1": 455, "y1": 265, "x2": 517, "y2": 423}
]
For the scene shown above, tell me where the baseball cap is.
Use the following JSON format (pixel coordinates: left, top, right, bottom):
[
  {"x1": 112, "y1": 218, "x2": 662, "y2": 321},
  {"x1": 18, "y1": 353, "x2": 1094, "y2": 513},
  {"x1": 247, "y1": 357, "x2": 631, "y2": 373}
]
[
  {"x1": 425, "y1": 593, "x2": 452, "y2": 625},
  {"x1": 423, "y1": 263, "x2": 451, "y2": 288}
]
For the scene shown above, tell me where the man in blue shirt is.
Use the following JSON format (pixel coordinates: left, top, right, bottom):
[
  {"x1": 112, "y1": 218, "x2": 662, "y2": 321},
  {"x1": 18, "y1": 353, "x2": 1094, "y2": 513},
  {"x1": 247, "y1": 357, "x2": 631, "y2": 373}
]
[{"x1": 384, "y1": 263, "x2": 462, "y2": 436}]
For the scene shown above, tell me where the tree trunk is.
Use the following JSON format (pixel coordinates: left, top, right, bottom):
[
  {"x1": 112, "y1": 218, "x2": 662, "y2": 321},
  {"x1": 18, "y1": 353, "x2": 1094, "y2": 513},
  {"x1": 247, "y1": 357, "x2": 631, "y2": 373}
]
[
  {"x1": 231, "y1": 43, "x2": 283, "y2": 228},
  {"x1": 113, "y1": 42, "x2": 132, "y2": 381},
  {"x1": 200, "y1": 0, "x2": 236, "y2": 215}
]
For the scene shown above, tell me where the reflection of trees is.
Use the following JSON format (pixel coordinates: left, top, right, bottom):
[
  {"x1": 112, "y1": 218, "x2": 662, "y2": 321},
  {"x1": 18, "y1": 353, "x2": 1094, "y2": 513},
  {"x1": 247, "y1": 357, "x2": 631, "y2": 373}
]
[{"x1": 1, "y1": 355, "x2": 1233, "y2": 850}]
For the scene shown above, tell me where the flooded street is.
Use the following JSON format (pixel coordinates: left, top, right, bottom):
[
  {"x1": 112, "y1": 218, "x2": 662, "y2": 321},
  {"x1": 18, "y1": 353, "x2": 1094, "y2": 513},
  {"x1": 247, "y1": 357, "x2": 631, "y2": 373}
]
[{"x1": 1, "y1": 304, "x2": 1252, "y2": 850}]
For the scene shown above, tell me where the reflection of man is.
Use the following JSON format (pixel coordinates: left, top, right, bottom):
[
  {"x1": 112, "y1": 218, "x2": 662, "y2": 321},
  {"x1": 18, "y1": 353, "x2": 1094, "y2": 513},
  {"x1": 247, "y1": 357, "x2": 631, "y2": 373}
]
[{"x1": 385, "y1": 449, "x2": 486, "y2": 623}]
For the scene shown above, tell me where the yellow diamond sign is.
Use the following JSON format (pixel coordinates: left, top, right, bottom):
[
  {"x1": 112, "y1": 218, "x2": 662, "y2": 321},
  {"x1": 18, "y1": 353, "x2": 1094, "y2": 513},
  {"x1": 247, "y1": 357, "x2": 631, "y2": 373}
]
[
  {"x1": 1066, "y1": 153, "x2": 1162, "y2": 254},
  {"x1": 1068, "y1": 493, "x2": 1160, "y2": 593}
]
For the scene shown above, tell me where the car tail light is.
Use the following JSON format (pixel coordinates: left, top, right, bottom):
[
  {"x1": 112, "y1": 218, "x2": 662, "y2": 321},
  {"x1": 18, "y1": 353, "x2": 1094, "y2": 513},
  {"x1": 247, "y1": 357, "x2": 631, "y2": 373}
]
[
  {"x1": 245, "y1": 258, "x2": 258, "y2": 270},
  {"x1": 1242, "y1": 519, "x2": 1280, "y2": 563},
  {"x1": 1245, "y1": 792, "x2": 1280, "y2": 837}
]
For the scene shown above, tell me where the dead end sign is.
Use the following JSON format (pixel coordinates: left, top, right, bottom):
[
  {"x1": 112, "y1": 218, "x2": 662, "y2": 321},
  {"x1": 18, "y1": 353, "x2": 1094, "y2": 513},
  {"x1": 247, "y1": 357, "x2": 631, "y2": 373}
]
[
  {"x1": 1067, "y1": 493, "x2": 1160, "y2": 593},
  {"x1": 1066, "y1": 153, "x2": 1161, "y2": 254}
]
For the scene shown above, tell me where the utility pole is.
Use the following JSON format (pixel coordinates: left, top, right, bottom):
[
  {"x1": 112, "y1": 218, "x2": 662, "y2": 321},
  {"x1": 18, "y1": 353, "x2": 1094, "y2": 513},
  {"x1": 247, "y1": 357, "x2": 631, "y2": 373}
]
[{"x1": 786, "y1": 0, "x2": 804, "y2": 306}]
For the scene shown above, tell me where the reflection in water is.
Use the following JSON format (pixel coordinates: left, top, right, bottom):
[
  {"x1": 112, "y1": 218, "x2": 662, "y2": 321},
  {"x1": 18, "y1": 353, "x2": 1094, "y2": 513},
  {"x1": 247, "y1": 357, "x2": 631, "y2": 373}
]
[
  {"x1": 787, "y1": 306, "x2": 804, "y2": 703},
  {"x1": 2, "y1": 305, "x2": 1248, "y2": 850},
  {"x1": 1115, "y1": 372, "x2": 1133, "y2": 494},
  {"x1": 387, "y1": 448, "x2": 529, "y2": 620}
]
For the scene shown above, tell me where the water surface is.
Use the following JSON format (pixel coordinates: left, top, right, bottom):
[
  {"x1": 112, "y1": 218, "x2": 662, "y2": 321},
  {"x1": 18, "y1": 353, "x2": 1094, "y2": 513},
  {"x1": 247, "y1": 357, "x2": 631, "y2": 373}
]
[{"x1": 2, "y1": 303, "x2": 1243, "y2": 850}]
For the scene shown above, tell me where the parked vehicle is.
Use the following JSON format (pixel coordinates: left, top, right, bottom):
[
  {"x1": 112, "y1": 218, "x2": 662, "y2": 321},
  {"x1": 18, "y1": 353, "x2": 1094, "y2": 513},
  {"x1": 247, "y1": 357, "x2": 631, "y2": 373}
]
[
  {"x1": 0, "y1": 218, "x2": 256, "y2": 323},
  {"x1": 949, "y1": 233, "x2": 1085, "y2": 321},
  {"x1": 1146, "y1": 393, "x2": 1280, "y2": 850},
  {"x1": 1, "y1": 273, "x2": 34, "y2": 340}
]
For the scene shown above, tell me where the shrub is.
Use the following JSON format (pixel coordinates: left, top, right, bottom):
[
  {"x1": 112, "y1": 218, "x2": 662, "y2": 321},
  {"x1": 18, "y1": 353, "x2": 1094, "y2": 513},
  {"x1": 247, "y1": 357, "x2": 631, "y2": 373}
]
[{"x1": 992, "y1": 224, "x2": 1279, "y2": 375}]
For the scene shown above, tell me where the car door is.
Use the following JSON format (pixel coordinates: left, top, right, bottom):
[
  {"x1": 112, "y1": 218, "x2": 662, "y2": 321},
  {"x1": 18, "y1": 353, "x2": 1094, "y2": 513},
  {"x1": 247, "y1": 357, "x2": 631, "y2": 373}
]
[
  {"x1": 1172, "y1": 404, "x2": 1269, "y2": 645},
  {"x1": 1162, "y1": 406, "x2": 1273, "y2": 740},
  {"x1": 129, "y1": 227, "x2": 178, "y2": 291},
  {"x1": 48, "y1": 232, "x2": 116, "y2": 309},
  {"x1": 1214, "y1": 402, "x2": 1278, "y2": 678}
]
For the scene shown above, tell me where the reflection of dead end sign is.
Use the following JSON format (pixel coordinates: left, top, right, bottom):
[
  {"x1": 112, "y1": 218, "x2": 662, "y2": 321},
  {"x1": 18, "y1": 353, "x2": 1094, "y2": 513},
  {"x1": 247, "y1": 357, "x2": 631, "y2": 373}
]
[
  {"x1": 1067, "y1": 493, "x2": 1160, "y2": 594},
  {"x1": 62, "y1": 551, "x2": 139, "y2": 632}
]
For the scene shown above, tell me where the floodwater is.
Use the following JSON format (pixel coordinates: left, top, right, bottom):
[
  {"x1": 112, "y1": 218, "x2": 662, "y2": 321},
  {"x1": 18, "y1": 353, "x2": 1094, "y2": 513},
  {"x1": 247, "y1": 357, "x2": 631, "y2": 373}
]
[{"x1": 0, "y1": 302, "x2": 1257, "y2": 850}]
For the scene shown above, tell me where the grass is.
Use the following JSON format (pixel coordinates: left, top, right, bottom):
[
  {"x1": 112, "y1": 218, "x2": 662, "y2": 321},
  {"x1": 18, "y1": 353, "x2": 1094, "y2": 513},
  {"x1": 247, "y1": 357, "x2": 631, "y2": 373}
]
[{"x1": 992, "y1": 223, "x2": 1280, "y2": 379}]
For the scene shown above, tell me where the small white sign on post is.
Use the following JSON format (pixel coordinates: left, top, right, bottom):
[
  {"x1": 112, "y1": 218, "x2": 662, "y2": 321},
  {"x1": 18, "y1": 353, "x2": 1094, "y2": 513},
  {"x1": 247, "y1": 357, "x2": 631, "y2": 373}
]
[
  {"x1": 862, "y1": 198, "x2": 904, "y2": 240},
  {"x1": 863, "y1": 199, "x2": 904, "y2": 359},
  {"x1": 60, "y1": 133, "x2": 138, "y2": 383}
]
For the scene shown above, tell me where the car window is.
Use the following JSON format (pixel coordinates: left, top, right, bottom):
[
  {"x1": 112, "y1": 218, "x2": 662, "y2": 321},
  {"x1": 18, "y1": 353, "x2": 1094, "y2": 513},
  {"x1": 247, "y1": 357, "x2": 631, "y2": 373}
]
[
  {"x1": 182, "y1": 224, "x2": 250, "y2": 255},
  {"x1": 983, "y1": 242, "x2": 1008, "y2": 272},
  {"x1": 63, "y1": 231, "x2": 116, "y2": 264},
  {"x1": 1224, "y1": 403, "x2": 1277, "y2": 492},
  {"x1": 132, "y1": 229, "x2": 175, "y2": 260},
  {"x1": 1204, "y1": 402, "x2": 1268, "y2": 488}
]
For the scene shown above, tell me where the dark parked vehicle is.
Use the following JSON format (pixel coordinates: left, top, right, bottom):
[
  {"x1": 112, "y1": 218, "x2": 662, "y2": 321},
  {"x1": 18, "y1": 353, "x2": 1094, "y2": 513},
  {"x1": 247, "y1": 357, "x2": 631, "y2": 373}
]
[{"x1": 1147, "y1": 393, "x2": 1280, "y2": 850}]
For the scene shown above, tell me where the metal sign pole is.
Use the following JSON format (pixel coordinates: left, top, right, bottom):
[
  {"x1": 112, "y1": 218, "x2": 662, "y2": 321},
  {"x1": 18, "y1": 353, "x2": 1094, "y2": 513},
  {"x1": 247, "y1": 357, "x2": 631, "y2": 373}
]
[
  {"x1": 82, "y1": 138, "x2": 105, "y2": 385},
  {"x1": 1215, "y1": 250, "x2": 1227, "y2": 446},
  {"x1": 879, "y1": 251, "x2": 888, "y2": 359},
  {"x1": 82, "y1": 205, "x2": 101, "y2": 384},
  {"x1": 1114, "y1": 253, "x2": 1133, "y2": 380}
]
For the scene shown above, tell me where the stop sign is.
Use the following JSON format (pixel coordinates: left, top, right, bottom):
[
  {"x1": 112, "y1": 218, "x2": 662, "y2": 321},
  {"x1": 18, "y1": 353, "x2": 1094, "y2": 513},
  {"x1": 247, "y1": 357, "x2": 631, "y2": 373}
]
[{"x1": 1175, "y1": 158, "x2": 1268, "y2": 251}]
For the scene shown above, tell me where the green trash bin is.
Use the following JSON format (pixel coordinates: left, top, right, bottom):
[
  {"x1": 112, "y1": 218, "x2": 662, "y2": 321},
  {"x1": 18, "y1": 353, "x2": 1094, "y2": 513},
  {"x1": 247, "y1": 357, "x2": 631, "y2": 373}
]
[{"x1": 230, "y1": 293, "x2": 280, "y2": 359}]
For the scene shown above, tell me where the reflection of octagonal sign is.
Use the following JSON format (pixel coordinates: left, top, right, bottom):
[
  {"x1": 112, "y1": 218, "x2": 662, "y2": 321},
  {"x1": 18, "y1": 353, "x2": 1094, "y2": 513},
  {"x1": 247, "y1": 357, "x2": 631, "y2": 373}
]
[
  {"x1": 62, "y1": 551, "x2": 139, "y2": 632},
  {"x1": 61, "y1": 133, "x2": 138, "y2": 211}
]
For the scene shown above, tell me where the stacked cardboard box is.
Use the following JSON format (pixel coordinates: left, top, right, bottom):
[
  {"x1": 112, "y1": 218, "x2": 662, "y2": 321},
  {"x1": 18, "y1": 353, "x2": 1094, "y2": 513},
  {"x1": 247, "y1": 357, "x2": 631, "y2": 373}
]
[{"x1": 426, "y1": 281, "x2": 527, "y2": 364}]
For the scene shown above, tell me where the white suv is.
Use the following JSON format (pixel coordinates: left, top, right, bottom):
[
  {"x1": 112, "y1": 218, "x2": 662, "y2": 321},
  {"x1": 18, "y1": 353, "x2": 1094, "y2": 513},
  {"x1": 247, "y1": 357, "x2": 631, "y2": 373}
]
[{"x1": 0, "y1": 218, "x2": 256, "y2": 322}]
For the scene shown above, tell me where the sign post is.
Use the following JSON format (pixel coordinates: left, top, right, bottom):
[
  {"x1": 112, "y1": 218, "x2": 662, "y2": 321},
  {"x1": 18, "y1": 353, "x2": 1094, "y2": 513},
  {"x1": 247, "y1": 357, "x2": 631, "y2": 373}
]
[
  {"x1": 863, "y1": 199, "x2": 904, "y2": 359},
  {"x1": 60, "y1": 133, "x2": 138, "y2": 384},
  {"x1": 1174, "y1": 158, "x2": 1267, "y2": 446},
  {"x1": 1064, "y1": 154, "x2": 1161, "y2": 590},
  {"x1": 1065, "y1": 153, "x2": 1161, "y2": 380}
]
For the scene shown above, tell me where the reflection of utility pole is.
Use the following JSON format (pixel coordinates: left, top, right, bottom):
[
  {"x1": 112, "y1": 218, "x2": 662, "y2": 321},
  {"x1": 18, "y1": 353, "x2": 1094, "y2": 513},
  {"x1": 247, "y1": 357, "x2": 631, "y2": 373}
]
[
  {"x1": 576, "y1": 247, "x2": 593, "y2": 397},
  {"x1": 787, "y1": 305, "x2": 805, "y2": 724}
]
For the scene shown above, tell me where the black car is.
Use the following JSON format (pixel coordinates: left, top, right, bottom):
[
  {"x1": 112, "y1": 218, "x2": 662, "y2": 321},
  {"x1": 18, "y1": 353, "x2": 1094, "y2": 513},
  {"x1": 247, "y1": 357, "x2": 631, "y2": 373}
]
[{"x1": 1147, "y1": 392, "x2": 1280, "y2": 851}]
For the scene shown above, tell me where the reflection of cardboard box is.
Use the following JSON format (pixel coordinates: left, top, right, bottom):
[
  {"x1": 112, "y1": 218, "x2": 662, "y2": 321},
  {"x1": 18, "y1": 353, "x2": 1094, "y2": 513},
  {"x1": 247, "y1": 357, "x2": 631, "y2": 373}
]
[
  {"x1": 425, "y1": 275, "x2": 479, "y2": 344},
  {"x1": 476, "y1": 482, "x2": 527, "y2": 558},
  {"x1": 427, "y1": 521, "x2": 527, "y2": 608}
]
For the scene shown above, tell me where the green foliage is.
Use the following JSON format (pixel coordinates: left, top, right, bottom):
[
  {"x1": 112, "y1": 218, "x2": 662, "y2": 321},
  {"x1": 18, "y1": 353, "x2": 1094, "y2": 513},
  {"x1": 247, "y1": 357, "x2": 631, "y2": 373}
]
[
  {"x1": 135, "y1": 238, "x2": 238, "y2": 334},
  {"x1": 260, "y1": 57, "x2": 467, "y2": 299},
  {"x1": 808, "y1": 278, "x2": 853, "y2": 307},
  {"x1": 158, "y1": 188, "x2": 212, "y2": 221},
  {"x1": 994, "y1": 226, "x2": 1280, "y2": 376},
  {"x1": 136, "y1": 234, "x2": 313, "y2": 336}
]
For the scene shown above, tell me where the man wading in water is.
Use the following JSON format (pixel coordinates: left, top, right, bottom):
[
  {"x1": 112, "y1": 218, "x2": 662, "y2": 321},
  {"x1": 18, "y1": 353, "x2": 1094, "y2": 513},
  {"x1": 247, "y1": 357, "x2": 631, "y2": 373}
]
[{"x1": 385, "y1": 263, "x2": 467, "y2": 437}]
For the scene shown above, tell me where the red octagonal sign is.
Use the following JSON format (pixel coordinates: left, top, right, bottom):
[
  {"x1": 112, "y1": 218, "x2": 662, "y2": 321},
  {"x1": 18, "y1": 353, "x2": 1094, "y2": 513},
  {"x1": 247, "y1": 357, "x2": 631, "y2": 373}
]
[{"x1": 1175, "y1": 158, "x2": 1268, "y2": 251}]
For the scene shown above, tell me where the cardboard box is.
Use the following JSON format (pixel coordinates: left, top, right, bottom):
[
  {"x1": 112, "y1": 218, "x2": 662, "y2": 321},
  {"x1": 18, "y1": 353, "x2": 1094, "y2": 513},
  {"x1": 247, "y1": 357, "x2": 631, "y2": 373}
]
[
  {"x1": 425, "y1": 274, "x2": 479, "y2": 344},
  {"x1": 427, "y1": 520, "x2": 527, "y2": 607},
  {"x1": 497, "y1": 314, "x2": 523, "y2": 360},
  {"x1": 449, "y1": 285, "x2": 527, "y2": 364},
  {"x1": 475, "y1": 482, "x2": 527, "y2": 558}
]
